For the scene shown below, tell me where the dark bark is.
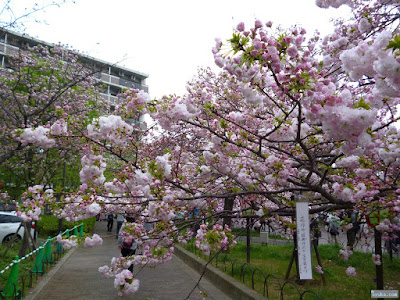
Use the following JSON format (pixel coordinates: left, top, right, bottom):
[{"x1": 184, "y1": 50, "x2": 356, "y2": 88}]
[
  {"x1": 246, "y1": 216, "x2": 250, "y2": 263},
  {"x1": 374, "y1": 228, "x2": 384, "y2": 296},
  {"x1": 347, "y1": 228, "x2": 356, "y2": 249},
  {"x1": 222, "y1": 196, "x2": 234, "y2": 228},
  {"x1": 18, "y1": 221, "x2": 33, "y2": 258}
]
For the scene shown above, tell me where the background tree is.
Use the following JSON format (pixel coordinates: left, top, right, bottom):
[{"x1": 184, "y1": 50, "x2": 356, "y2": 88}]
[
  {"x1": 0, "y1": 44, "x2": 105, "y2": 195},
  {"x1": 0, "y1": 0, "x2": 69, "y2": 31},
  {"x1": 0, "y1": 43, "x2": 105, "y2": 256}
]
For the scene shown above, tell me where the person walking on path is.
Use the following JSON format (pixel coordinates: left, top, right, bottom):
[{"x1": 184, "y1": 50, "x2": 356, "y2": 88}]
[
  {"x1": 116, "y1": 214, "x2": 124, "y2": 237},
  {"x1": 107, "y1": 214, "x2": 114, "y2": 232},
  {"x1": 28, "y1": 220, "x2": 229, "y2": 300},
  {"x1": 117, "y1": 216, "x2": 137, "y2": 272},
  {"x1": 326, "y1": 214, "x2": 340, "y2": 244}
]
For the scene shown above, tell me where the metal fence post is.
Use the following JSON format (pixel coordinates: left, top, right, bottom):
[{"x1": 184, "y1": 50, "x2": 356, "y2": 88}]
[
  {"x1": 44, "y1": 237, "x2": 53, "y2": 264},
  {"x1": 54, "y1": 231, "x2": 64, "y2": 255},
  {"x1": 80, "y1": 223, "x2": 84, "y2": 237},
  {"x1": 32, "y1": 243, "x2": 45, "y2": 274},
  {"x1": 0, "y1": 256, "x2": 20, "y2": 298}
]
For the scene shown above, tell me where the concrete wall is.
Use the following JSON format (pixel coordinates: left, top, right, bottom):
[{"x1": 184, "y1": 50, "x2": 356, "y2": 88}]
[{"x1": 174, "y1": 246, "x2": 266, "y2": 300}]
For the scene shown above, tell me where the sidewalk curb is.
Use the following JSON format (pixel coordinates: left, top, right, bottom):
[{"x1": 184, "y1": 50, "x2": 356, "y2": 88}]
[
  {"x1": 24, "y1": 246, "x2": 78, "y2": 300},
  {"x1": 174, "y1": 246, "x2": 265, "y2": 300}
]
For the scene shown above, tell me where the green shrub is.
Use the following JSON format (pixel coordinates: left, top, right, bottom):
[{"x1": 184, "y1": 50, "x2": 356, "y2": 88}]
[{"x1": 36, "y1": 215, "x2": 96, "y2": 238}]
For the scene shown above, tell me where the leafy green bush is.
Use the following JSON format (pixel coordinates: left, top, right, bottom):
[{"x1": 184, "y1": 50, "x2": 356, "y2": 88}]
[{"x1": 36, "y1": 215, "x2": 96, "y2": 238}]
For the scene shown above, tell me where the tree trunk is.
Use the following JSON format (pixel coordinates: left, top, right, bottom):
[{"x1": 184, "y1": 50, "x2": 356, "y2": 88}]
[
  {"x1": 374, "y1": 228, "x2": 384, "y2": 293},
  {"x1": 58, "y1": 162, "x2": 66, "y2": 233},
  {"x1": 58, "y1": 218, "x2": 63, "y2": 233},
  {"x1": 246, "y1": 216, "x2": 250, "y2": 263},
  {"x1": 347, "y1": 227, "x2": 356, "y2": 249},
  {"x1": 18, "y1": 222, "x2": 32, "y2": 258},
  {"x1": 222, "y1": 196, "x2": 234, "y2": 228}
]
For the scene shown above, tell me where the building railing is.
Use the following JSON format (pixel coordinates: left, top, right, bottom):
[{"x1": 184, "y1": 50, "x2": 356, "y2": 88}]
[
  {"x1": 0, "y1": 42, "x2": 19, "y2": 55},
  {"x1": 98, "y1": 72, "x2": 145, "y2": 90},
  {"x1": 100, "y1": 93, "x2": 118, "y2": 105},
  {"x1": 119, "y1": 78, "x2": 143, "y2": 90}
]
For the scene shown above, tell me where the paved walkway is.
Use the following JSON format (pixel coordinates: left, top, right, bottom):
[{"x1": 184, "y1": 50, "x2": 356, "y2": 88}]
[{"x1": 25, "y1": 221, "x2": 229, "y2": 300}]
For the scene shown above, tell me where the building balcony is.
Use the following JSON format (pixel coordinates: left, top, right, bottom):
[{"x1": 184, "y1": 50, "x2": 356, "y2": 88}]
[
  {"x1": 0, "y1": 42, "x2": 19, "y2": 56},
  {"x1": 100, "y1": 93, "x2": 119, "y2": 104},
  {"x1": 98, "y1": 72, "x2": 149, "y2": 93}
]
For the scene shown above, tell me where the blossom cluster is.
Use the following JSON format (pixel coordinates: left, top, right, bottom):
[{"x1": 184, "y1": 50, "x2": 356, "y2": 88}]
[
  {"x1": 56, "y1": 234, "x2": 78, "y2": 250},
  {"x1": 339, "y1": 247, "x2": 353, "y2": 261},
  {"x1": 17, "y1": 126, "x2": 56, "y2": 149},
  {"x1": 113, "y1": 270, "x2": 140, "y2": 296},
  {"x1": 315, "y1": 265, "x2": 324, "y2": 275},
  {"x1": 79, "y1": 152, "x2": 107, "y2": 186},
  {"x1": 16, "y1": 185, "x2": 53, "y2": 222},
  {"x1": 195, "y1": 224, "x2": 236, "y2": 256},
  {"x1": 345, "y1": 266, "x2": 357, "y2": 277},
  {"x1": 372, "y1": 254, "x2": 381, "y2": 266},
  {"x1": 87, "y1": 115, "x2": 133, "y2": 147},
  {"x1": 84, "y1": 234, "x2": 103, "y2": 248}
]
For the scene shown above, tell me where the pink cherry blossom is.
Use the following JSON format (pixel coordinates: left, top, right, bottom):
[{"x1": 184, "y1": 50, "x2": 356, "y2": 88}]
[
  {"x1": 372, "y1": 254, "x2": 381, "y2": 266},
  {"x1": 346, "y1": 266, "x2": 357, "y2": 276},
  {"x1": 84, "y1": 234, "x2": 103, "y2": 247},
  {"x1": 315, "y1": 265, "x2": 324, "y2": 274}
]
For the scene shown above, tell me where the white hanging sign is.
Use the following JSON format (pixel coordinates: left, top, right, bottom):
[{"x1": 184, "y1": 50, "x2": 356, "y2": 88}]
[{"x1": 296, "y1": 201, "x2": 313, "y2": 280}]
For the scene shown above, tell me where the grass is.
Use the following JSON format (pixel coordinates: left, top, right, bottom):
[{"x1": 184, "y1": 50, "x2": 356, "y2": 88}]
[
  {"x1": 0, "y1": 241, "x2": 36, "y2": 297},
  {"x1": 185, "y1": 241, "x2": 400, "y2": 300}
]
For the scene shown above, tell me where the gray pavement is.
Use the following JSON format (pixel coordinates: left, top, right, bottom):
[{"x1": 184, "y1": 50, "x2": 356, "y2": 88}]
[{"x1": 25, "y1": 221, "x2": 230, "y2": 300}]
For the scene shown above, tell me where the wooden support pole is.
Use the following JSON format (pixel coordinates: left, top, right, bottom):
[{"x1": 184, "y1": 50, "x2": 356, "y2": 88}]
[
  {"x1": 285, "y1": 246, "x2": 296, "y2": 281},
  {"x1": 313, "y1": 238, "x2": 326, "y2": 286}
]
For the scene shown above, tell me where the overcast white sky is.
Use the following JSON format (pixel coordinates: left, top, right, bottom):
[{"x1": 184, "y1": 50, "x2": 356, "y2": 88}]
[{"x1": 18, "y1": 0, "x2": 350, "y2": 99}]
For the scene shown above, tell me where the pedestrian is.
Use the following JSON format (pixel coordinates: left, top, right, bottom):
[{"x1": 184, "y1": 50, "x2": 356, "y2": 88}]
[
  {"x1": 107, "y1": 213, "x2": 114, "y2": 232},
  {"x1": 116, "y1": 214, "x2": 125, "y2": 237},
  {"x1": 327, "y1": 214, "x2": 340, "y2": 243},
  {"x1": 118, "y1": 216, "x2": 137, "y2": 272}
]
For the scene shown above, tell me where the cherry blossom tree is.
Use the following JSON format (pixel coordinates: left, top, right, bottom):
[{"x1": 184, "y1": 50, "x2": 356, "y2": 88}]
[
  {"x1": 0, "y1": 43, "x2": 104, "y2": 182},
  {"x1": 0, "y1": 43, "x2": 104, "y2": 256},
  {"x1": 12, "y1": 0, "x2": 400, "y2": 296}
]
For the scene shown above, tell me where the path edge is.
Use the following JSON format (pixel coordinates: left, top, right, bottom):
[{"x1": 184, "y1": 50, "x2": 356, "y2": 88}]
[
  {"x1": 174, "y1": 245, "x2": 265, "y2": 300},
  {"x1": 24, "y1": 246, "x2": 78, "y2": 300}
]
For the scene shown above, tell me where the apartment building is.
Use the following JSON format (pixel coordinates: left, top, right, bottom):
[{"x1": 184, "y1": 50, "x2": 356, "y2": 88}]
[{"x1": 0, "y1": 28, "x2": 149, "y2": 130}]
